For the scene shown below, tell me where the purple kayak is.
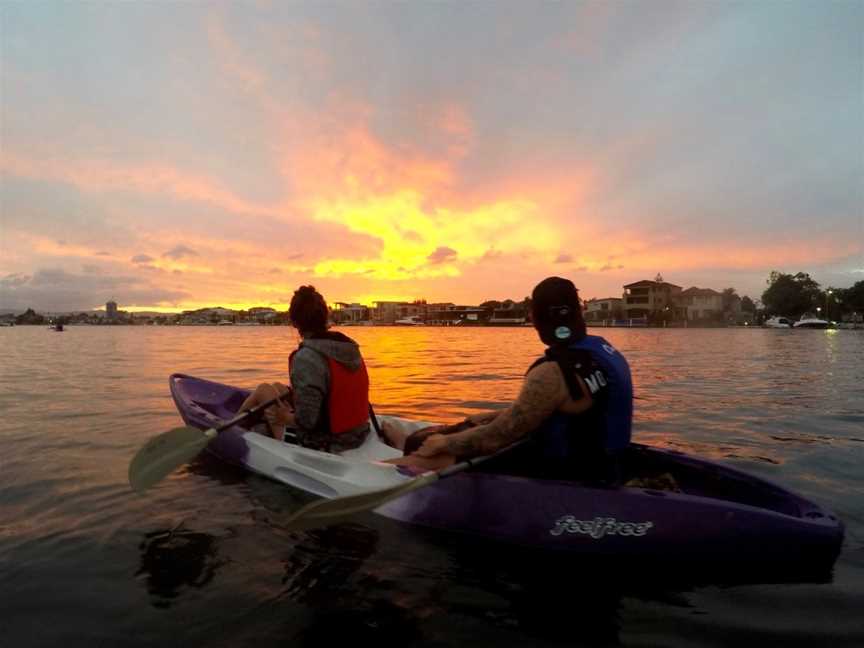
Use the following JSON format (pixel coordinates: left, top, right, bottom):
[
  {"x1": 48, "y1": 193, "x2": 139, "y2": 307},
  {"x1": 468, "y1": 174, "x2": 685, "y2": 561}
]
[{"x1": 170, "y1": 373, "x2": 844, "y2": 570}]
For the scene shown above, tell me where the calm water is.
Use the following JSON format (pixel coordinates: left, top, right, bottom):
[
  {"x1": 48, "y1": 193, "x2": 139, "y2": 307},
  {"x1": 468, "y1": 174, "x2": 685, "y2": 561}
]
[{"x1": 1, "y1": 326, "x2": 862, "y2": 647}]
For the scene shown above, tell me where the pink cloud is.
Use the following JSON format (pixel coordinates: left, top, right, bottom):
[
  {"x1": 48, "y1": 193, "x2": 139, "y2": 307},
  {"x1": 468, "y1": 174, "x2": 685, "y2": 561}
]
[
  {"x1": 427, "y1": 246, "x2": 458, "y2": 264},
  {"x1": 1, "y1": 153, "x2": 285, "y2": 218}
]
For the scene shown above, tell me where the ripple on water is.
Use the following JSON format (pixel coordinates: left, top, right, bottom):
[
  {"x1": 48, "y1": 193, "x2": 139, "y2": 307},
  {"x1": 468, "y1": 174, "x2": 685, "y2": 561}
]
[{"x1": 0, "y1": 326, "x2": 862, "y2": 646}]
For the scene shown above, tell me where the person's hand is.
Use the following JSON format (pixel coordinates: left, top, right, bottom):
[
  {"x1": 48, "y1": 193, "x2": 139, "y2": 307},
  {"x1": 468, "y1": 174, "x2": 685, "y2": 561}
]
[
  {"x1": 265, "y1": 402, "x2": 295, "y2": 429},
  {"x1": 465, "y1": 412, "x2": 496, "y2": 425},
  {"x1": 415, "y1": 433, "x2": 449, "y2": 457}
]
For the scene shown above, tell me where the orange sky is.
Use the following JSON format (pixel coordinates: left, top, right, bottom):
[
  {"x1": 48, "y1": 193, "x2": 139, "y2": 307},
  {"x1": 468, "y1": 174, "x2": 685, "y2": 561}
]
[{"x1": 1, "y1": 2, "x2": 861, "y2": 312}]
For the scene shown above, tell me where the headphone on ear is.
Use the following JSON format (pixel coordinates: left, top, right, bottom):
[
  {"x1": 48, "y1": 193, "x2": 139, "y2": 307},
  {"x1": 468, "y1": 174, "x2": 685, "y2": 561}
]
[{"x1": 548, "y1": 305, "x2": 573, "y2": 340}]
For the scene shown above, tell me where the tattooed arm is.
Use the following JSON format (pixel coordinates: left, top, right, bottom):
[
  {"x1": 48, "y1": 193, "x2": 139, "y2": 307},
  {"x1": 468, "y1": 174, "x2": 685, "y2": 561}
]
[{"x1": 415, "y1": 361, "x2": 576, "y2": 460}]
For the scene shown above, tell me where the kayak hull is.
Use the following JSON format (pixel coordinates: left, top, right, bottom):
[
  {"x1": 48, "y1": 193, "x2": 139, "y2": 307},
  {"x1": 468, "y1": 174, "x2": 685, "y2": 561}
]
[
  {"x1": 169, "y1": 374, "x2": 409, "y2": 498},
  {"x1": 169, "y1": 374, "x2": 843, "y2": 570},
  {"x1": 377, "y1": 470, "x2": 841, "y2": 566}
]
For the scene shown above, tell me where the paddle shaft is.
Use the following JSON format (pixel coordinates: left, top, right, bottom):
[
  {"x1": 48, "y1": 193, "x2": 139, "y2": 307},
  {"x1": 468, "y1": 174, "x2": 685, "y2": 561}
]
[
  {"x1": 436, "y1": 448, "x2": 507, "y2": 478},
  {"x1": 282, "y1": 437, "x2": 533, "y2": 529},
  {"x1": 212, "y1": 394, "x2": 380, "y2": 439},
  {"x1": 403, "y1": 436, "x2": 533, "y2": 484},
  {"x1": 208, "y1": 390, "x2": 292, "y2": 436}
]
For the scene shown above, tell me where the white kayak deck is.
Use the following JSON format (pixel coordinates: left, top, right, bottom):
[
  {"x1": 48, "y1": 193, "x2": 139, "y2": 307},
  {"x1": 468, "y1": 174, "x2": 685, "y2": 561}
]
[{"x1": 235, "y1": 415, "x2": 433, "y2": 498}]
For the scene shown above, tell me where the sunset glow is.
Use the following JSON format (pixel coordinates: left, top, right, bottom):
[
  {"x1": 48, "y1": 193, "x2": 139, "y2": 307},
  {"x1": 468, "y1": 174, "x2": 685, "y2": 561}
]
[{"x1": 1, "y1": 2, "x2": 861, "y2": 313}]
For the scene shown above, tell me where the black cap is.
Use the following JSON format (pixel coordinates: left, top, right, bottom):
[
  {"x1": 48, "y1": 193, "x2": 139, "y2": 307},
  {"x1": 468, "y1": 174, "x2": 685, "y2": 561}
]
[{"x1": 531, "y1": 276, "x2": 585, "y2": 346}]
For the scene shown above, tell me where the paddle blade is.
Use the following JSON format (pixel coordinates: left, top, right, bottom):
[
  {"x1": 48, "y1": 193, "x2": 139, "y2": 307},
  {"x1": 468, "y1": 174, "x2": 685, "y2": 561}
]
[
  {"x1": 128, "y1": 426, "x2": 213, "y2": 492},
  {"x1": 282, "y1": 472, "x2": 439, "y2": 532}
]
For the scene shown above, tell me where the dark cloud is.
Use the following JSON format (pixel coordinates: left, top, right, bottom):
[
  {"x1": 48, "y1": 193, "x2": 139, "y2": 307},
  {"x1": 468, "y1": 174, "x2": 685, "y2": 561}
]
[
  {"x1": 81, "y1": 264, "x2": 102, "y2": 274},
  {"x1": 0, "y1": 179, "x2": 138, "y2": 249},
  {"x1": 0, "y1": 267, "x2": 190, "y2": 311},
  {"x1": 555, "y1": 253, "x2": 573, "y2": 263},
  {"x1": 1, "y1": 273, "x2": 31, "y2": 288},
  {"x1": 95, "y1": 251, "x2": 112, "y2": 257},
  {"x1": 162, "y1": 245, "x2": 199, "y2": 260},
  {"x1": 269, "y1": 268, "x2": 282, "y2": 274},
  {"x1": 131, "y1": 254, "x2": 154, "y2": 264},
  {"x1": 427, "y1": 246, "x2": 458, "y2": 264},
  {"x1": 30, "y1": 268, "x2": 81, "y2": 286}
]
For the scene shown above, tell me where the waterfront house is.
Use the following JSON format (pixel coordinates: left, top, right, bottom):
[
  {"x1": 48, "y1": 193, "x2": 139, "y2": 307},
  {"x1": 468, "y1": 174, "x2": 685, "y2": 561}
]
[
  {"x1": 488, "y1": 300, "x2": 528, "y2": 325},
  {"x1": 372, "y1": 300, "x2": 427, "y2": 324},
  {"x1": 584, "y1": 297, "x2": 623, "y2": 322},
  {"x1": 248, "y1": 307, "x2": 278, "y2": 322},
  {"x1": 332, "y1": 302, "x2": 370, "y2": 324},
  {"x1": 371, "y1": 301, "x2": 401, "y2": 324},
  {"x1": 622, "y1": 278, "x2": 682, "y2": 319},
  {"x1": 427, "y1": 304, "x2": 485, "y2": 325},
  {"x1": 677, "y1": 287, "x2": 724, "y2": 321},
  {"x1": 180, "y1": 306, "x2": 236, "y2": 325}
]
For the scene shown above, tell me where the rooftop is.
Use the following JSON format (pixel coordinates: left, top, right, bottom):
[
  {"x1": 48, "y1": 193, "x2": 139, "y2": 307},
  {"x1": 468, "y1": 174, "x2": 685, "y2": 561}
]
[{"x1": 624, "y1": 280, "x2": 683, "y2": 289}]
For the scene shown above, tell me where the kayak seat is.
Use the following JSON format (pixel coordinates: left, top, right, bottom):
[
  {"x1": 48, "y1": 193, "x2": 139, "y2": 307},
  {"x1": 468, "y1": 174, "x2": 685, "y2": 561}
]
[
  {"x1": 621, "y1": 446, "x2": 801, "y2": 517},
  {"x1": 292, "y1": 452, "x2": 352, "y2": 477}
]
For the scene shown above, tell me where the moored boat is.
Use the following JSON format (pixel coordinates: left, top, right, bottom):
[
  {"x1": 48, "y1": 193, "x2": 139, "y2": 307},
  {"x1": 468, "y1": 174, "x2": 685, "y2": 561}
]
[
  {"x1": 169, "y1": 373, "x2": 844, "y2": 571},
  {"x1": 793, "y1": 314, "x2": 831, "y2": 329},
  {"x1": 764, "y1": 316, "x2": 792, "y2": 328},
  {"x1": 393, "y1": 315, "x2": 424, "y2": 326}
]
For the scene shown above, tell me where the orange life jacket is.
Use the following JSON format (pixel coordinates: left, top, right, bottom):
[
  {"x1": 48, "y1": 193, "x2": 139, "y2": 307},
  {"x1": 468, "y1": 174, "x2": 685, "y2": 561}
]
[
  {"x1": 289, "y1": 349, "x2": 369, "y2": 435},
  {"x1": 325, "y1": 356, "x2": 370, "y2": 435}
]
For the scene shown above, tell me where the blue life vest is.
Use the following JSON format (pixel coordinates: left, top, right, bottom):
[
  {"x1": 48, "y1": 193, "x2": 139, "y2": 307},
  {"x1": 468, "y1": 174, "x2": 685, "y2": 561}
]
[{"x1": 530, "y1": 335, "x2": 633, "y2": 480}]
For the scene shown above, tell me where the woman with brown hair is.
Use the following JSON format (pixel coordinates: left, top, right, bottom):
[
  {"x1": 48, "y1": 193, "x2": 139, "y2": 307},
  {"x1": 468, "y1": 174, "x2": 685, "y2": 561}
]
[{"x1": 237, "y1": 286, "x2": 372, "y2": 453}]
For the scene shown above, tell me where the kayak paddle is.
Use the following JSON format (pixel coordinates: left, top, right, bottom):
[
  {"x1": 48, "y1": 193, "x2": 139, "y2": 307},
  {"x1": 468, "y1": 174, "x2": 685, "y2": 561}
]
[
  {"x1": 282, "y1": 439, "x2": 528, "y2": 532},
  {"x1": 128, "y1": 390, "x2": 289, "y2": 492}
]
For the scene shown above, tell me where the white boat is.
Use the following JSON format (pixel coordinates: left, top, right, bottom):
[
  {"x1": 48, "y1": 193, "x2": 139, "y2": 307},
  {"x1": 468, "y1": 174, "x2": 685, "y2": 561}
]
[
  {"x1": 764, "y1": 316, "x2": 792, "y2": 329},
  {"x1": 217, "y1": 320, "x2": 235, "y2": 326},
  {"x1": 394, "y1": 316, "x2": 424, "y2": 326},
  {"x1": 793, "y1": 314, "x2": 831, "y2": 329}
]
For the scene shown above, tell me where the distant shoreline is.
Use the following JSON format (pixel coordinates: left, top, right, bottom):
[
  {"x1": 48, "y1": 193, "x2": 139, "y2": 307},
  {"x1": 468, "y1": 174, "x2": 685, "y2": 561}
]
[{"x1": 4, "y1": 322, "x2": 862, "y2": 330}]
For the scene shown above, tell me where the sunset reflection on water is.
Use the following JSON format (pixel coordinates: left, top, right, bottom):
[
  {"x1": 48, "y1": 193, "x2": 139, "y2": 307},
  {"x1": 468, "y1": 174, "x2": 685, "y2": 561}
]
[{"x1": 0, "y1": 326, "x2": 862, "y2": 646}]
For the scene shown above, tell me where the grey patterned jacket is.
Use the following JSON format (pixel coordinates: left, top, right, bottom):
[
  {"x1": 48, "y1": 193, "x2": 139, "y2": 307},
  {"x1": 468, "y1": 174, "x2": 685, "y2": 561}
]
[{"x1": 290, "y1": 332, "x2": 370, "y2": 452}]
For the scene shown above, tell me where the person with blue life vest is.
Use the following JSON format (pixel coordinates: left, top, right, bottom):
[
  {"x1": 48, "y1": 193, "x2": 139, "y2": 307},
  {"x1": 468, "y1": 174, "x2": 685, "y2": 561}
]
[
  {"x1": 399, "y1": 276, "x2": 634, "y2": 482},
  {"x1": 237, "y1": 285, "x2": 372, "y2": 453}
]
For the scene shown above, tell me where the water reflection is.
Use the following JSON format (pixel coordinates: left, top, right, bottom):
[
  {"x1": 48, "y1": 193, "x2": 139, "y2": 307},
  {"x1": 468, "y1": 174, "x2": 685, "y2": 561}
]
[
  {"x1": 353, "y1": 328, "x2": 542, "y2": 420},
  {"x1": 135, "y1": 523, "x2": 227, "y2": 608},
  {"x1": 1, "y1": 326, "x2": 861, "y2": 646},
  {"x1": 253, "y1": 497, "x2": 840, "y2": 647},
  {"x1": 280, "y1": 523, "x2": 380, "y2": 604},
  {"x1": 460, "y1": 536, "x2": 840, "y2": 647},
  {"x1": 277, "y1": 522, "x2": 430, "y2": 646},
  {"x1": 181, "y1": 450, "x2": 248, "y2": 487}
]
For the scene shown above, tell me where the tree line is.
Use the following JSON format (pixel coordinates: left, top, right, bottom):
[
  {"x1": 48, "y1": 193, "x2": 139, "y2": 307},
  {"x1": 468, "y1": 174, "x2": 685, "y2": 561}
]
[{"x1": 761, "y1": 272, "x2": 864, "y2": 321}]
